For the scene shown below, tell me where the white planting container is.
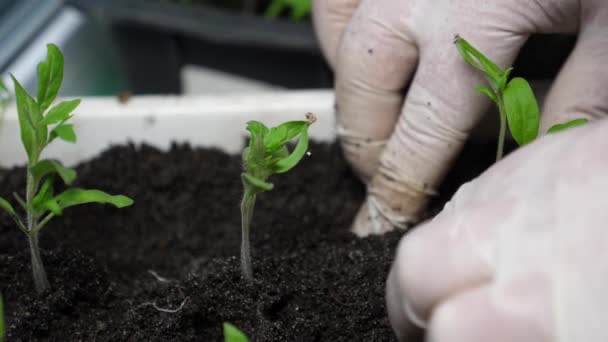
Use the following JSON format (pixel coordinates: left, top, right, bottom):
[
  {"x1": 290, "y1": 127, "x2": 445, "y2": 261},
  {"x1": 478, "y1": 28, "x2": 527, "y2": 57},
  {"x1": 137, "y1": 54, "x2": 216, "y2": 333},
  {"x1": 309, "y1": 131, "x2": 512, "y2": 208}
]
[{"x1": 0, "y1": 90, "x2": 336, "y2": 168}]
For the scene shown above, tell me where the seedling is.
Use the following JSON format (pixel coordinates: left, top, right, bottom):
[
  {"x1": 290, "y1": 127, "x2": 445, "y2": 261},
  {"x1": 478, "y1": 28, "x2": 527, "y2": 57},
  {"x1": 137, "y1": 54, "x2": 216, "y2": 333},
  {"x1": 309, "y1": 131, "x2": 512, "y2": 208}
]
[
  {"x1": 0, "y1": 44, "x2": 133, "y2": 294},
  {"x1": 223, "y1": 323, "x2": 249, "y2": 342},
  {"x1": 454, "y1": 36, "x2": 587, "y2": 160},
  {"x1": 265, "y1": 0, "x2": 311, "y2": 21},
  {"x1": 240, "y1": 113, "x2": 315, "y2": 280}
]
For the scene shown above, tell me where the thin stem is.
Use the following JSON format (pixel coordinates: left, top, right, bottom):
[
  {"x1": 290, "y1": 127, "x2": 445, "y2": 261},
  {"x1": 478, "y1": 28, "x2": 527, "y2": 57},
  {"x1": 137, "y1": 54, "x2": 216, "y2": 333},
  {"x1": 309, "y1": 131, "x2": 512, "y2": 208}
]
[
  {"x1": 28, "y1": 233, "x2": 49, "y2": 294},
  {"x1": 240, "y1": 189, "x2": 257, "y2": 281},
  {"x1": 25, "y1": 168, "x2": 50, "y2": 294},
  {"x1": 496, "y1": 94, "x2": 507, "y2": 161}
]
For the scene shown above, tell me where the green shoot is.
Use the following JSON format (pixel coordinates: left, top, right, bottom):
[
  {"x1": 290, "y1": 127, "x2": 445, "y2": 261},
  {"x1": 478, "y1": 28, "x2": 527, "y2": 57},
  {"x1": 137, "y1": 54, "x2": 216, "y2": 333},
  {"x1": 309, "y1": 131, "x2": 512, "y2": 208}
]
[
  {"x1": 223, "y1": 323, "x2": 250, "y2": 342},
  {"x1": 0, "y1": 44, "x2": 134, "y2": 294},
  {"x1": 454, "y1": 36, "x2": 588, "y2": 160},
  {"x1": 265, "y1": 0, "x2": 311, "y2": 21},
  {"x1": 0, "y1": 293, "x2": 4, "y2": 342},
  {"x1": 240, "y1": 113, "x2": 315, "y2": 281}
]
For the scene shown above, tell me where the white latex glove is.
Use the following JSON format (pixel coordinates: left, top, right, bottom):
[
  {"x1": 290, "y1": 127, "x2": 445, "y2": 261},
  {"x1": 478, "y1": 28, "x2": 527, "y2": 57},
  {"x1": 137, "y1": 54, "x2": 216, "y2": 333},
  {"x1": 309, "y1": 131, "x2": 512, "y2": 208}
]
[
  {"x1": 313, "y1": 0, "x2": 608, "y2": 236},
  {"x1": 386, "y1": 118, "x2": 608, "y2": 342}
]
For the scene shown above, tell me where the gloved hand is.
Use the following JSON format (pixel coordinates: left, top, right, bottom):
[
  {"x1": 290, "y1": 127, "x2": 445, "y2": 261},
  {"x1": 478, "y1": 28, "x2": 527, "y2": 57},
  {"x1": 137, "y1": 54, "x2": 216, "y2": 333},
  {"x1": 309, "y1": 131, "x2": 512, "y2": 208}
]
[
  {"x1": 312, "y1": 0, "x2": 608, "y2": 236},
  {"x1": 385, "y1": 119, "x2": 608, "y2": 341}
]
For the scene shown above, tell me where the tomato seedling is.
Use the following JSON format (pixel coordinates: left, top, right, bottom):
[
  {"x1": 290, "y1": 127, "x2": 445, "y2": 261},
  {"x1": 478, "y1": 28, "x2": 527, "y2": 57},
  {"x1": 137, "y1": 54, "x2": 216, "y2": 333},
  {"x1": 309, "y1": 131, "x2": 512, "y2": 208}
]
[
  {"x1": 0, "y1": 44, "x2": 133, "y2": 294},
  {"x1": 454, "y1": 36, "x2": 587, "y2": 160},
  {"x1": 240, "y1": 113, "x2": 315, "y2": 280}
]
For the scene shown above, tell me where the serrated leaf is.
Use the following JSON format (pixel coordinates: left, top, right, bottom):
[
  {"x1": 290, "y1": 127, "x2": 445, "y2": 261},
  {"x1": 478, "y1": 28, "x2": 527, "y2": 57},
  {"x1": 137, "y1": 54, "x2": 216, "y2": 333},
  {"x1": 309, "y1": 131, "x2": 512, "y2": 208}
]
[
  {"x1": 475, "y1": 85, "x2": 497, "y2": 103},
  {"x1": 223, "y1": 323, "x2": 250, "y2": 342},
  {"x1": 42, "y1": 99, "x2": 80, "y2": 125},
  {"x1": 454, "y1": 36, "x2": 503, "y2": 88},
  {"x1": 264, "y1": 121, "x2": 307, "y2": 153},
  {"x1": 273, "y1": 127, "x2": 309, "y2": 173},
  {"x1": 30, "y1": 159, "x2": 76, "y2": 185},
  {"x1": 0, "y1": 196, "x2": 16, "y2": 217},
  {"x1": 11, "y1": 75, "x2": 41, "y2": 162},
  {"x1": 242, "y1": 173, "x2": 274, "y2": 192},
  {"x1": 37, "y1": 44, "x2": 64, "y2": 112},
  {"x1": 50, "y1": 188, "x2": 133, "y2": 214},
  {"x1": 49, "y1": 124, "x2": 76, "y2": 143},
  {"x1": 503, "y1": 77, "x2": 540, "y2": 146},
  {"x1": 547, "y1": 118, "x2": 588, "y2": 134}
]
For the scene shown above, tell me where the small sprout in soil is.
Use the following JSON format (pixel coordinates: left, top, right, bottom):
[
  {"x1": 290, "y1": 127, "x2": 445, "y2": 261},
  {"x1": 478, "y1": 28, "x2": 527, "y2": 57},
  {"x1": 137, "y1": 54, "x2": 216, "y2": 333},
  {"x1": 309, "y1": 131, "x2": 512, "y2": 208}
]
[
  {"x1": 454, "y1": 35, "x2": 588, "y2": 161},
  {"x1": 265, "y1": 0, "x2": 311, "y2": 21},
  {"x1": 0, "y1": 44, "x2": 134, "y2": 294},
  {"x1": 223, "y1": 323, "x2": 250, "y2": 342},
  {"x1": 240, "y1": 113, "x2": 316, "y2": 281}
]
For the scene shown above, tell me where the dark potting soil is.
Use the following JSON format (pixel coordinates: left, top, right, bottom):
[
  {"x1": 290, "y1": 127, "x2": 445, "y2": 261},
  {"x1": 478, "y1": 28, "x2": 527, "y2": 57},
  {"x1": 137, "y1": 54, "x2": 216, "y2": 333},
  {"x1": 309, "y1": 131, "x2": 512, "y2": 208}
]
[{"x1": 0, "y1": 140, "x2": 501, "y2": 342}]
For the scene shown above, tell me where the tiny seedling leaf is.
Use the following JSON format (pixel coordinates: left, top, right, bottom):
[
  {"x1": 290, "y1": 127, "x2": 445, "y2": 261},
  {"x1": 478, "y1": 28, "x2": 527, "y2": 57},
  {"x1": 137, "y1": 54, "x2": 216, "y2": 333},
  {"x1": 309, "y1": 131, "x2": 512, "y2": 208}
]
[
  {"x1": 30, "y1": 159, "x2": 76, "y2": 185},
  {"x1": 11, "y1": 75, "x2": 41, "y2": 162},
  {"x1": 223, "y1": 323, "x2": 250, "y2": 342},
  {"x1": 264, "y1": 121, "x2": 308, "y2": 153},
  {"x1": 0, "y1": 196, "x2": 16, "y2": 217},
  {"x1": 49, "y1": 124, "x2": 76, "y2": 143},
  {"x1": 454, "y1": 36, "x2": 503, "y2": 87},
  {"x1": 547, "y1": 118, "x2": 588, "y2": 134},
  {"x1": 50, "y1": 188, "x2": 133, "y2": 214},
  {"x1": 32, "y1": 178, "x2": 55, "y2": 212},
  {"x1": 242, "y1": 173, "x2": 274, "y2": 192},
  {"x1": 42, "y1": 99, "x2": 80, "y2": 125},
  {"x1": 273, "y1": 127, "x2": 310, "y2": 173},
  {"x1": 475, "y1": 85, "x2": 497, "y2": 103},
  {"x1": 37, "y1": 44, "x2": 64, "y2": 112},
  {"x1": 503, "y1": 77, "x2": 540, "y2": 146}
]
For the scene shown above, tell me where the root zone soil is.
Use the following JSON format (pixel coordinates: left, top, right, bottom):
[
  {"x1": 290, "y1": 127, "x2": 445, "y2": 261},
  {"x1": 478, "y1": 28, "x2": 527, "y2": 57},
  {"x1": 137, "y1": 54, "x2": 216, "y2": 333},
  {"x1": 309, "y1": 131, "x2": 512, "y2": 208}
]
[{"x1": 0, "y1": 141, "x2": 499, "y2": 341}]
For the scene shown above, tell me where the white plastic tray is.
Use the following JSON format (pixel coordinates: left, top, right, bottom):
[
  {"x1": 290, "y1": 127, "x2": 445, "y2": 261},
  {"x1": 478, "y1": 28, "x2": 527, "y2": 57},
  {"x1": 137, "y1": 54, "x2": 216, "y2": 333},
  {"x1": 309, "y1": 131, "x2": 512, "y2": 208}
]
[{"x1": 0, "y1": 90, "x2": 336, "y2": 167}]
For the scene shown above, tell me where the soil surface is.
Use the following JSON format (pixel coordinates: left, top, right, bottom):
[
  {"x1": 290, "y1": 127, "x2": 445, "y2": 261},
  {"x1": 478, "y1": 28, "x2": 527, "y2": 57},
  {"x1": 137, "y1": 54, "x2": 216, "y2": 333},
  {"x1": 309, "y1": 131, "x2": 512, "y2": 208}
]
[{"x1": 0, "y1": 141, "x2": 500, "y2": 341}]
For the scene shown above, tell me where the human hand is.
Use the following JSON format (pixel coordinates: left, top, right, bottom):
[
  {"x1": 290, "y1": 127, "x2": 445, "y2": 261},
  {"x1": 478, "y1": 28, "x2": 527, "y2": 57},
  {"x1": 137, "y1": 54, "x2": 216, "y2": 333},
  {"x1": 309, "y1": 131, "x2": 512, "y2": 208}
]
[
  {"x1": 312, "y1": 0, "x2": 608, "y2": 235},
  {"x1": 385, "y1": 119, "x2": 608, "y2": 341}
]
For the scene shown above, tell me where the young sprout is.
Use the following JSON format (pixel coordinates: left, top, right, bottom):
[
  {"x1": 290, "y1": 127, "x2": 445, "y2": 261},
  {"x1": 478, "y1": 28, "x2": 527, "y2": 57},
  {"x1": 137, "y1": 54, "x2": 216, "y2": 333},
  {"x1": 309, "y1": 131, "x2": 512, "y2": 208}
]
[
  {"x1": 0, "y1": 44, "x2": 133, "y2": 294},
  {"x1": 454, "y1": 36, "x2": 588, "y2": 161},
  {"x1": 223, "y1": 323, "x2": 250, "y2": 342},
  {"x1": 240, "y1": 113, "x2": 315, "y2": 281},
  {"x1": 265, "y1": 0, "x2": 311, "y2": 21}
]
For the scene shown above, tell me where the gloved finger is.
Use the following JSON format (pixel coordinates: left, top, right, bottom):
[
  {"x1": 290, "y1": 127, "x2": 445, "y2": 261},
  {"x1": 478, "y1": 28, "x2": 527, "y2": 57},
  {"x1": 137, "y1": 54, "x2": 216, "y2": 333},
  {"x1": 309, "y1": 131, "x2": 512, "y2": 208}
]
[
  {"x1": 427, "y1": 274, "x2": 552, "y2": 342},
  {"x1": 312, "y1": 0, "x2": 361, "y2": 69},
  {"x1": 361, "y1": 31, "x2": 526, "y2": 233},
  {"x1": 335, "y1": 0, "x2": 418, "y2": 182},
  {"x1": 540, "y1": 11, "x2": 608, "y2": 132},
  {"x1": 386, "y1": 185, "x2": 496, "y2": 337}
]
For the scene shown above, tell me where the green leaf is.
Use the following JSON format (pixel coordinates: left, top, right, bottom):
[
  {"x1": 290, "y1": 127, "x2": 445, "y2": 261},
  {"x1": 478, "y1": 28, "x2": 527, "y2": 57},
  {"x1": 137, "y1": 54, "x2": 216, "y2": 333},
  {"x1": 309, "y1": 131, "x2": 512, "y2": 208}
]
[
  {"x1": 30, "y1": 159, "x2": 76, "y2": 185},
  {"x1": 264, "y1": 0, "x2": 285, "y2": 18},
  {"x1": 290, "y1": 0, "x2": 312, "y2": 20},
  {"x1": 32, "y1": 177, "x2": 55, "y2": 211},
  {"x1": 242, "y1": 173, "x2": 274, "y2": 192},
  {"x1": 264, "y1": 121, "x2": 308, "y2": 153},
  {"x1": 475, "y1": 86, "x2": 497, "y2": 103},
  {"x1": 503, "y1": 77, "x2": 540, "y2": 146},
  {"x1": 11, "y1": 75, "x2": 41, "y2": 162},
  {"x1": 48, "y1": 188, "x2": 133, "y2": 215},
  {"x1": 273, "y1": 127, "x2": 309, "y2": 173},
  {"x1": 37, "y1": 44, "x2": 64, "y2": 112},
  {"x1": 454, "y1": 36, "x2": 503, "y2": 87},
  {"x1": 49, "y1": 124, "x2": 76, "y2": 143},
  {"x1": 223, "y1": 323, "x2": 250, "y2": 342},
  {"x1": 0, "y1": 79, "x2": 7, "y2": 93},
  {"x1": 41, "y1": 99, "x2": 80, "y2": 125},
  {"x1": 0, "y1": 196, "x2": 16, "y2": 217},
  {"x1": 547, "y1": 118, "x2": 588, "y2": 134}
]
